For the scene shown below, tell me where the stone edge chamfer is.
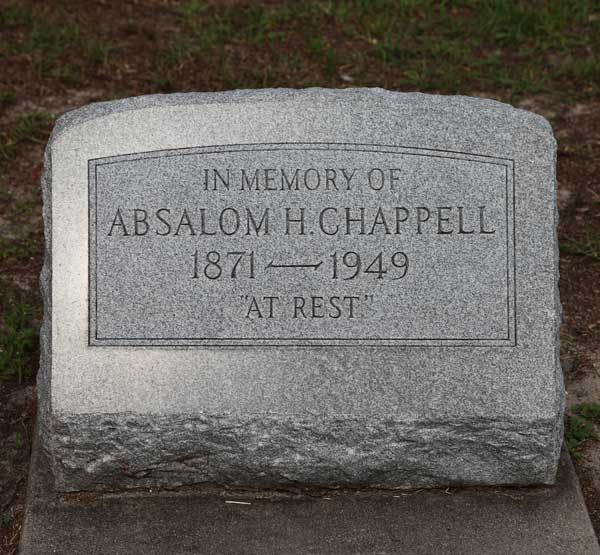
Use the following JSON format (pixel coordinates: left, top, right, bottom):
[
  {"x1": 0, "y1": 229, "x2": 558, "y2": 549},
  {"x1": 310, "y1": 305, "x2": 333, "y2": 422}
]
[{"x1": 49, "y1": 88, "x2": 554, "y2": 146}]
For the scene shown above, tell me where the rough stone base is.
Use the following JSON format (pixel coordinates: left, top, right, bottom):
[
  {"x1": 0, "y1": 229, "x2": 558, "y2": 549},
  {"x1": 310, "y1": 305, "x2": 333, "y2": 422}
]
[
  {"x1": 43, "y1": 412, "x2": 562, "y2": 492},
  {"x1": 21, "y1": 433, "x2": 599, "y2": 555}
]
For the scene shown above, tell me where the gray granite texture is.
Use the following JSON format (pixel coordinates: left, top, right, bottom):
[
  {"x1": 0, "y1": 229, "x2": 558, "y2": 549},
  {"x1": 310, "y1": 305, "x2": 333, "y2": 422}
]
[
  {"x1": 39, "y1": 88, "x2": 563, "y2": 491},
  {"x1": 21, "y1": 441, "x2": 600, "y2": 555}
]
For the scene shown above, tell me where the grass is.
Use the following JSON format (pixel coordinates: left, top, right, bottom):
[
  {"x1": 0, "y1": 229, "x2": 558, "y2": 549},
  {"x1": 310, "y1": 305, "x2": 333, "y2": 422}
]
[
  {"x1": 0, "y1": 111, "x2": 54, "y2": 162},
  {"x1": 82, "y1": 38, "x2": 115, "y2": 67},
  {"x1": 0, "y1": 89, "x2": 16, "y2": 107},
  {"x1": 0, "y1": 1, "x2": 32, "y2": 27},
  {"x1": 13, "y1": 112, "x2": 54, "y2": 144},
  {"x1": 1, "y1": 1, "x2": 115, "y2": 82},
  {"x1": 561, "y1": 229, "x2": 600, "y2": 261},
  {"x1": 0, "y1": 111, "x2": 54, "y2": 185},
  {"x1": 0, "y1": 236, "x2": 39, "y2": 261},
  {"x1": 1, "y1": 0, "x2": 599, "y2": 98},
  {"x1": 343, "y1": 0, "x2": 598, "y2": 94},
  {"x1": 0, "y1": 183, "x2": 42, "y2": 265},
  {"x1": 0, "y1": 299, "x2": 37, "y2": 383},
  {"x1": 25, "y1": 20, "x2": 81, "y2": 77},
  {"x1": 0, "y1": 176, "x2": 43, "y2": 272},
  {"x1": 150, "y1": 0, "x2": 600, "y2": 98},
  {"x1": 1, "y1": 513, "x2": 13, "y2": 527},
  {"x1": 567, "y1": 403, "x2": 600, "y2": 459},
  {"x1": 573, "y1": 403, "x2": 600, "y2": 422},
  {"x1": 1, "y1": 2, "x2": 81, "y2": 80},
  {"x1": 0, "y1": 186, "x2": 38, "y2": 216},
  {"x1": 566, "y1": 415, "x2": 596, "y2": 459}
]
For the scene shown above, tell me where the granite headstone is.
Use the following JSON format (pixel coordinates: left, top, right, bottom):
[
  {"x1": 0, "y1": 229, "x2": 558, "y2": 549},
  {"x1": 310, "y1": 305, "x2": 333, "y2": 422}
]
[{"x1": 39, "y1": 89, "x2": 563, "y2": 491}]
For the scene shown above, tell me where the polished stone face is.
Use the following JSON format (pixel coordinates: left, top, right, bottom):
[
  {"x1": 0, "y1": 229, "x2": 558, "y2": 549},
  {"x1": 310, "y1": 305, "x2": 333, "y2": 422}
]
[
  {"x1": 39, "y1": 89, "x2": 563, "y2": 491},
  {"x1": 90, "y1": 143, "x2": 514, "y2": 346}
]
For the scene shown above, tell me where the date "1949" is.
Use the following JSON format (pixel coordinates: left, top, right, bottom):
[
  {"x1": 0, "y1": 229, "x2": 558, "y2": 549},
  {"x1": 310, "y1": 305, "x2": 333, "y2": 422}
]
[{"x1": 191, "y1": 250, "x2": 409, "y2": 281}]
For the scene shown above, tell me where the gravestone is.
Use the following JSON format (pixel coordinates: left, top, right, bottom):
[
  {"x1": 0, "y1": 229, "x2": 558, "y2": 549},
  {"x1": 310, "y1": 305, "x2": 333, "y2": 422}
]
[{"x1": 39, "y1": 89, "x2": 563, "y2": 492}]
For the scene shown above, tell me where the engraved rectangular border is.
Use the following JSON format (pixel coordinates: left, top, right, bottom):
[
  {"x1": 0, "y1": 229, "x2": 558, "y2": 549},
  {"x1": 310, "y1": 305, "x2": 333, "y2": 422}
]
[{"x1": 88, "y1": 142, "x2": 516, "y2": 347}]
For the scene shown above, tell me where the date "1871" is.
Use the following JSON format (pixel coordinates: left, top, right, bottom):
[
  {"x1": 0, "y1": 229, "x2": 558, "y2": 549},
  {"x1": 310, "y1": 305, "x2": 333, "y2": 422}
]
[{"x1": 191, "y1": 250, "x2": 409, "y2": 281}]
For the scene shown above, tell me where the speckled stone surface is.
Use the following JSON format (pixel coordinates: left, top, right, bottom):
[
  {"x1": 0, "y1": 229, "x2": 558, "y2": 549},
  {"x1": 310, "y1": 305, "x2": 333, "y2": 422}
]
[{"x1": 39, "y1": 89, "x2": 563, "y2": 492}]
